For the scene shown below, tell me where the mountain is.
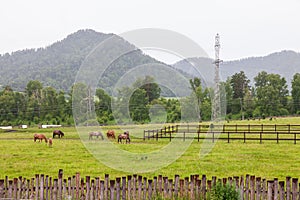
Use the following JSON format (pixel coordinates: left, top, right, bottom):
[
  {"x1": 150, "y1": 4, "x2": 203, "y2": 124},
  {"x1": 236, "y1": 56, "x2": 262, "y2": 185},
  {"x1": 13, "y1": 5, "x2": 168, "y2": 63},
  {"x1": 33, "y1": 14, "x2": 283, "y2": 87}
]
[
  {"x1": 0, "y1": 29, "x2": 165, "y2": 93},
  {"x1": 173, "y1": 50, "x2": 300, "y2": 88}
]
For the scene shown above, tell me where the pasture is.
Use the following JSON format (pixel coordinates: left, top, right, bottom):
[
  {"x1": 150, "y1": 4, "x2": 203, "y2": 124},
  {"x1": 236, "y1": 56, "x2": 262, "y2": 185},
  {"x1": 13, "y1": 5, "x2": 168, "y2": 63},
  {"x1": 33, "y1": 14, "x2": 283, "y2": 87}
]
[{"x1": 0, "y1": 117, "x2": 300, "y2": 181}]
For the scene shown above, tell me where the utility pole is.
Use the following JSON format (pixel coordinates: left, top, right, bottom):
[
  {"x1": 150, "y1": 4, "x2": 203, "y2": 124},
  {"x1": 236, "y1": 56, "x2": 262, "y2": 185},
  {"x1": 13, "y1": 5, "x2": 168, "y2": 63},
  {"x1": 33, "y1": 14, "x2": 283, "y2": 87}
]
[{"x1": 212, "y1": 34, "x2": 222, "y2": 121}]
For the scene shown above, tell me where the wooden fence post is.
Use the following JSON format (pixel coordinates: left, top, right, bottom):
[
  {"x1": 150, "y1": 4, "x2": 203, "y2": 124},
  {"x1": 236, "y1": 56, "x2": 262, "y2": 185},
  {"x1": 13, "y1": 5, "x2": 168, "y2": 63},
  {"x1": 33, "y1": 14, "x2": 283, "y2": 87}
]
[
  {"x1": 202, "y1": 175, "x2": 206, "y2": 199},
  {"x1": 174, "y1": 175, "x2": 179, "y2": 198},
  {"x1": 138, "y1": 175, "x2": 142, "y2": 199},
  {"x1": 116, "y1": 177, "x2": 121, "y2": 200},
  {"x1": 17, "y1": 176, "x2": 22, "y2": 199},
  {"x1": 53, "y1": 179, "x2": 58, "y2": 200},
  {"x1": 0, "y1": 179, "x2": 4, "y2": 199},
  {"x1": 100, "y1": 180, "x2": 104, "y2": 200},
  {"x1": 148, "y1": 179, "x2": 153, "y2": 199},
  {"x1": 122, "y1": 176, "x2": 126, "y2": 200},
  {"x1": 105, "y1": 174, "x2": 109, "y2": 200},
  {"x1": 267, "y1": 181, "x2": 274, "y2": 200},
  {"x1": 127, "y1": 175, "x2": 132, "y2": 200},
  {"x1": 40, "y1": 174, "x2": 44, "y2": 200},
  {"x1": 164, "y1": 177, "x2": 169, "y2": 198},
  {"x1": 153, "y1": 176, "x2": 157, "y2": 197},
  {"x1": 287, "y1": 176, "x2": 291, "y2": 200},
  {"x1": 49, "y1": 177, "x2": 52, "y2": 200},
  {"x1": 279, "y1": 181, "x2": 285, "y2": 200},
  {"x1": 168, "y1": 179, "x2": 173, "y2": 199},
  {"x1": 255, "y1": 177, "x2": 261, "y2": 200},
  {"x1": 58, "y1": 169, "x2": 63, "y2": 200},
  {"x1": 95, "y1": 177, "x2": 100, "y2": 200},
  {"x1": 45, "y1": 175, "x2": 49, "y2": 200},
  {"x1": 250, "y1": 175, "x2": 255, "y2": 200},
  {"x1": 85, "y1": 176, "x2": 90, "y2": 200},
  {"x1": 76, "y1": 172, "x2": 80, "y2": 200},
  {"x1": 12, "y1": 178, "x2": 17, "y2": 199},
  {"x1": 110, "y1": 180, "x2": 115, "y2": 200},
  {"x1": 80, "y1": 178, "x2": 85, "y2": 200},
  {"x1": 262, "y1": 179, "x2": 267, "y2": 200},
  {"x1": 274, "y1": 178, "x2": 278, "y2": 200},
  {"x1": 90, "y1": 179, "x2": 95, "y2": 200},
  {"x1": 7, "y1": 180, "x2": 12, "y2": 199},
  {"x1": 292, "y1": 178, "x2": 298, "y2": 200},
  {"x1": 143, "y1": 177, "x2": 147, "y2": 200},
  {"x1": 239, "y1": 176, "x2": 244, "y2": 200},
  {"x1": 158, "y1": 175, "x2": 162, "y2": 197}
]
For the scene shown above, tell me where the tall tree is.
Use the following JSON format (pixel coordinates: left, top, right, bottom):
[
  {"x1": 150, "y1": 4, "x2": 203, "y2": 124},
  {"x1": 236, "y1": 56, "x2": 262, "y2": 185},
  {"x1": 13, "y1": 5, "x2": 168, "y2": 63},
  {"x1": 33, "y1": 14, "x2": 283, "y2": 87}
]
[
  {"x1": 134, "y1": 76, "x2": 161, "y2": 103},
  {"x1": 254, "y1": 71, "x2": 289, "y2": 116},
  {"x1": 95, "y1": 88, "x2": 112, "y2": 123},
  {"x1": 230, "y1": 71, "x2": 250, "y2": 99},
  {"x1": 292, "y1": 73, "x2": 300, "y2": 113}
]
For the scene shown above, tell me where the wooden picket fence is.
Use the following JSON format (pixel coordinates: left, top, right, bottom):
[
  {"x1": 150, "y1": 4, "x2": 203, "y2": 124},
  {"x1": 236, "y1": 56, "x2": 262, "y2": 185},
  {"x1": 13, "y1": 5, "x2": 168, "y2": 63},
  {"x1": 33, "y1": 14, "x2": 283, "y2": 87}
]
[{"x1": 0, "y1": 169, "x2": 300, "y2": 199}]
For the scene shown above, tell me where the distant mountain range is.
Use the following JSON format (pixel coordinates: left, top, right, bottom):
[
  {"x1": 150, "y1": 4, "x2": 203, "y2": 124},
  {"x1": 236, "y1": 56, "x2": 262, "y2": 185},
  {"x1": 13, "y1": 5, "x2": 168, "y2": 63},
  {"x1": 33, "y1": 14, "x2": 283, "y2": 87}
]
[
  {"x1": 0, "y1": 29, "x2": 299, "y2": 92},
  {"x1": 173, "y1": 50, "x2": 300, "y2": 88}
]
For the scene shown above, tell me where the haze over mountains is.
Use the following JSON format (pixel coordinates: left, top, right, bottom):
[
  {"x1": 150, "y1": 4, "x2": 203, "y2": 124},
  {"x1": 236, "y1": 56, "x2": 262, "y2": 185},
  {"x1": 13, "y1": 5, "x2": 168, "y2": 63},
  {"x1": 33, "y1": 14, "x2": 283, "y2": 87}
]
[{"x1": 0, "y1": 29, "x2": 299, "y2": 93}]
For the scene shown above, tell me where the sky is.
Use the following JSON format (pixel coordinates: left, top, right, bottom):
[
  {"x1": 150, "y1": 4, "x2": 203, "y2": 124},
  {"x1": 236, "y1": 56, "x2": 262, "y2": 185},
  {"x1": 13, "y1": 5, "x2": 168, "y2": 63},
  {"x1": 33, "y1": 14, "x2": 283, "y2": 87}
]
[{"x1": 1, "y1": 0, "x2": 300, "y2": 62}]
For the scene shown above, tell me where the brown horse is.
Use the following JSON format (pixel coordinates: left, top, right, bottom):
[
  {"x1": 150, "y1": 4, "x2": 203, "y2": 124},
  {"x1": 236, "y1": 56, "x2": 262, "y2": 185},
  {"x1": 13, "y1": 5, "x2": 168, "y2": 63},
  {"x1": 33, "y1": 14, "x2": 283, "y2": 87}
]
[
  {"x1": 53, "y1": 130, "x2": 64, "y2": 138},
  {"x1": 34, "y1": 134, "x2": 48, "y2": 143},
  {"x1": 89, "y1": 131, "x2": 104, "y2": 140},
  {"x1": 118, "y1": 131, "x2": 130, "y2": 144},
  {"x1": 48, "y1": 138, "x2": 53, "y2": 147},
  {"x1": 106, "y1": 130, "x2": 116, "y2": 139}
]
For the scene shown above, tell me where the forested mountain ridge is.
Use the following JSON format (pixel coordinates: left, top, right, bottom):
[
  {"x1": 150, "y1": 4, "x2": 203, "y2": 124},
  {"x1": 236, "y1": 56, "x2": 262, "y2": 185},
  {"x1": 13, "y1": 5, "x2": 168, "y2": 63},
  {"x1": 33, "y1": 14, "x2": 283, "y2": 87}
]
[
  {"x1": 0, "y1": 29, "x2": 164, "y2": 93},
  {"x1": 0, "y1": 29, "x2": 112, "y2": 91}
]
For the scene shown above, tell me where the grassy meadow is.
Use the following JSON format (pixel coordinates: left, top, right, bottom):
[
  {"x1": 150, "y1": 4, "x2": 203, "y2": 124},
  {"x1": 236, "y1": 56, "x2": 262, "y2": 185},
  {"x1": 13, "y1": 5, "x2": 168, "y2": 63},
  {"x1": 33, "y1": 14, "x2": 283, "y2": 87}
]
[{"x1": 0, "y1": 117, "x2": 300, "y2": 181}]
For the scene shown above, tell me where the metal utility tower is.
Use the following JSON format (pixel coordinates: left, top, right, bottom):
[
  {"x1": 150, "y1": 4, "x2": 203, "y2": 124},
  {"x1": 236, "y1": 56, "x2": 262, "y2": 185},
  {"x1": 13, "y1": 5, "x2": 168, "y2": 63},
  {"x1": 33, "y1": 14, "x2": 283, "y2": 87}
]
[{"x1": 212, "y1": 33, "x2": 222, "y2": 121}]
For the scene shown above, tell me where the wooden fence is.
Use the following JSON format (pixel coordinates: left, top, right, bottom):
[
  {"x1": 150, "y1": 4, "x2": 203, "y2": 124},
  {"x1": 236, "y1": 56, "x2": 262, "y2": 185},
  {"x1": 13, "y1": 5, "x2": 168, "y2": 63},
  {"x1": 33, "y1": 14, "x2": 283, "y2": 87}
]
[
  {"x1": 144, "y1": 124, "x2": 300, "y2": 143},
  {"x1": 0, "y1": 170, "x2": 300, "y2": 199}
]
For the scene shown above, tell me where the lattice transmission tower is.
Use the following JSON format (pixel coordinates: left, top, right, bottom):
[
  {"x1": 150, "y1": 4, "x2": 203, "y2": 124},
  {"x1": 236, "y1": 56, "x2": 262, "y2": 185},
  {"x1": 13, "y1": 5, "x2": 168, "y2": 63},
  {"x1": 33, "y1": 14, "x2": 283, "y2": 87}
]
[{"x1": 212, "y1": 33, "x2": 222, "y2": 121}]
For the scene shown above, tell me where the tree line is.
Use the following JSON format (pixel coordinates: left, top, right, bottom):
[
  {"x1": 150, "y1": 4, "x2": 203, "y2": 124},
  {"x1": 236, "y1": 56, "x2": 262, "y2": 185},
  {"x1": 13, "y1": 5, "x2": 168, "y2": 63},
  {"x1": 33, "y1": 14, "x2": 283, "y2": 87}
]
[{"x1": 0, "y1": 71, "x2": 299, "y2": 126}]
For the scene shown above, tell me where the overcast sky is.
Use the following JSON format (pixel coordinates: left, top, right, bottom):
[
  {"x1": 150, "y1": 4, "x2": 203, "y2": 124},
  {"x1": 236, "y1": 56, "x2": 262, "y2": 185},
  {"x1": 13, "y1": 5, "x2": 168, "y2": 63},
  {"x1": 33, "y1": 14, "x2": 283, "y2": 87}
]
[{"x1": 1, "y1": 0, "x2": 300, "y2": 62}]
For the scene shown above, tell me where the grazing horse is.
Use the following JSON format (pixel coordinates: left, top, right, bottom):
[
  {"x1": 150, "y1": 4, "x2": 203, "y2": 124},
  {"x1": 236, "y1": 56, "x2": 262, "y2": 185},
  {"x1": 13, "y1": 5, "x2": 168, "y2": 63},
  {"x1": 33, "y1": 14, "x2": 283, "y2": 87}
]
[
  {"x1": 89, "y1": 131, "x2": 104, "y2": 140},
  {"x1": 34, "y1": 134, "x2": 48, "y2": 143},
  {"x1": 118, "y1": 131, "x2": 130, "y2": 144},
  {"x1": 53, "y1": 130, "x2": 64, "y2": 138},
  {"x1": 106, "y1": 130, "x2": 116, "y2": 139},
  {"x1": 48, "y1": 138, "x2": 53, "y2": 147}
]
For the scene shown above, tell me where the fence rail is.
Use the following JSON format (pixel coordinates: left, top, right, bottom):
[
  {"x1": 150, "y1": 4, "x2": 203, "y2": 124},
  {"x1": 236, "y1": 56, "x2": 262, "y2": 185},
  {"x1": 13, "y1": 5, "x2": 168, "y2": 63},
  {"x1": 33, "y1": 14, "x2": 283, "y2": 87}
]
[
  {"x1": 144, "y1": 124, "x2": 300, "y2": 143},
  {"x1": 0, "y1": 170, "x2": 299, "y2": 200}
]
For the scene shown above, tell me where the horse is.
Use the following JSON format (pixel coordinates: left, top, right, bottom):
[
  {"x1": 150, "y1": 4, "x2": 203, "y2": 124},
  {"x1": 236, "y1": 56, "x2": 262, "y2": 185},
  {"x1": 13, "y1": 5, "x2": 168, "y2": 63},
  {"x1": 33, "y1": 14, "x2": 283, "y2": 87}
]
[
  {"x1": 53, "y1": 130, "x2": 64, "y2": 138},
  {"x1": 48, "y1": 138, "x2": 53, "y2": 147},
  {"x1": 34, "y1": 133, "x2": 48, "y2": 143},
  {"x1": 106, "y1": 130, "x2": 116, "y2": 139},
  {"x1": 89, "y1": 131, "x2": 104, "y2": 140},
  {"x1": 118, "y1": 131, "x2": 130, "y2": 144}
]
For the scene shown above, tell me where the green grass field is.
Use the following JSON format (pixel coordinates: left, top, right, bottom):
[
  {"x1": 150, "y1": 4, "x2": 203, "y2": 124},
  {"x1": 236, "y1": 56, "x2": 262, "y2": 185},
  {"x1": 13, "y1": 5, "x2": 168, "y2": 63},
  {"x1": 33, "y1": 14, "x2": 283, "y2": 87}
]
[{"x1": 0, "y1": 117, "x2": 300, "y2": 181}]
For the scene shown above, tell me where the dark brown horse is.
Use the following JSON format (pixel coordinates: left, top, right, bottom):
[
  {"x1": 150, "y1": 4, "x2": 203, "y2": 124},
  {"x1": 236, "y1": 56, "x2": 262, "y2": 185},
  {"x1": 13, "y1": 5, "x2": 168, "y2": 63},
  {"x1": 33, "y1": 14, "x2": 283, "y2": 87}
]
[
  {"x1": 53, "y1": 130, "x2": 64, "y2": 138},
  {"x1": 34, "y1": 134, "x2": 48, "y2": 143},
  {"x1": 89, "y1": 131, "x2": 104, "y2": 140},
  {"x1": 118, "y1": 131, "x2": 130, "y2": 144},
  {"x1": 106, "y1": 130, "x2": 116, "y2": 139}
]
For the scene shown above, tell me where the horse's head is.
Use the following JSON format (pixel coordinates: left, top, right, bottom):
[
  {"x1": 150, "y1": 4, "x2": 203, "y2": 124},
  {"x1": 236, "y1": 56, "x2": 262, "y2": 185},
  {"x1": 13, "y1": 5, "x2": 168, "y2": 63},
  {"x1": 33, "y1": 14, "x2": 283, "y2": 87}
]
[{"x1": 60, "y1": 131, "x2": 64, "y2": 137}]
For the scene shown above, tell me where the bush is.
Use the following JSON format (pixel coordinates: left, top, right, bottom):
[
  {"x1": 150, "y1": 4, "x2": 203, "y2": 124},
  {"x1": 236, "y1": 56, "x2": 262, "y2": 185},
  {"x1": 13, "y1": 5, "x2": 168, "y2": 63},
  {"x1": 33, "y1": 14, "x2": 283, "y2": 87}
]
[{"x1": 208, "y1": 182, "x2": 240, "y2": 200}]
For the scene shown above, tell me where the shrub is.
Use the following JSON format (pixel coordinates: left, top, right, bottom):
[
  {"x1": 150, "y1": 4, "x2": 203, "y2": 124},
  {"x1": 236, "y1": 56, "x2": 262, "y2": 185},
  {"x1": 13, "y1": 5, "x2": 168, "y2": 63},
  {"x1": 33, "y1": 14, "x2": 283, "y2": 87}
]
[{"x1": 208, "y1": 182, "x2": 240, "y2": 200}]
